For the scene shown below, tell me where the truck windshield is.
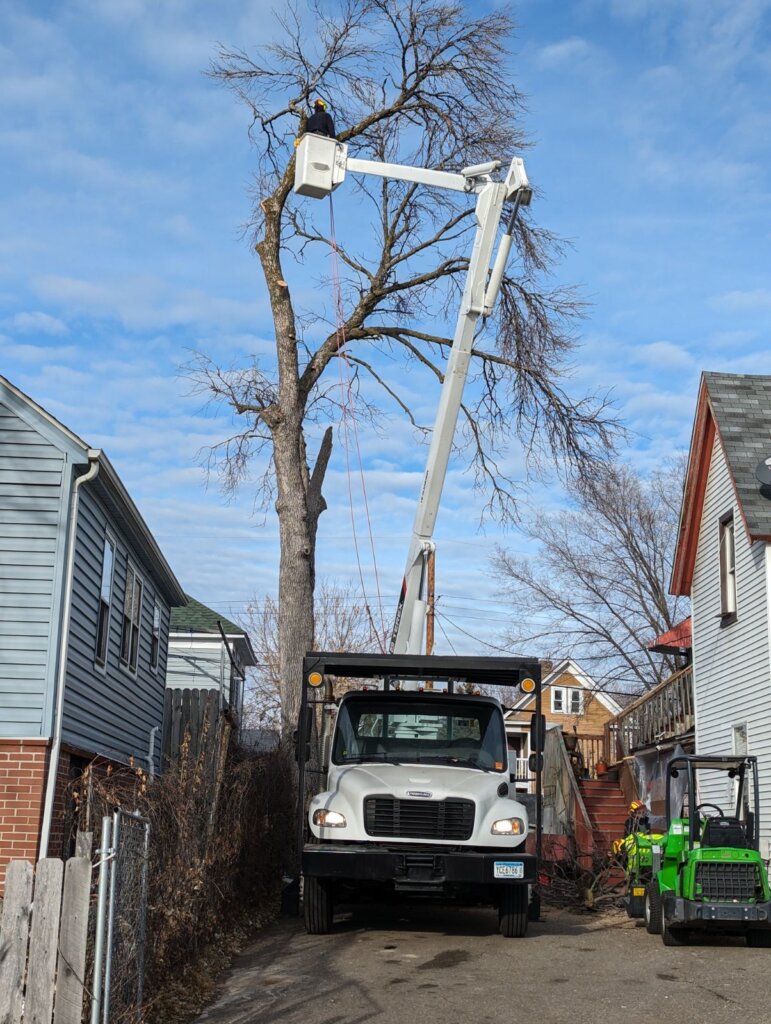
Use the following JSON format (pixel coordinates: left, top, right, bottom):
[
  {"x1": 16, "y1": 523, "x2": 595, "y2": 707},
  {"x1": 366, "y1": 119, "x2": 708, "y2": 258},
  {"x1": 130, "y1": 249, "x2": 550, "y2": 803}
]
[{"x1": 332, "y1": 698, "x2": 507, "y2": 772}]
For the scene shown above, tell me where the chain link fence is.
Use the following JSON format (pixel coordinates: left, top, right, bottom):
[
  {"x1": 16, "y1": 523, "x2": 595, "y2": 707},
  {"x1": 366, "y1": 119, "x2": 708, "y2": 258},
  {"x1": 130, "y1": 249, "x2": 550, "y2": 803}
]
[{"x1": 91, "y1": 811, "x2": 150, "y2": 1024}]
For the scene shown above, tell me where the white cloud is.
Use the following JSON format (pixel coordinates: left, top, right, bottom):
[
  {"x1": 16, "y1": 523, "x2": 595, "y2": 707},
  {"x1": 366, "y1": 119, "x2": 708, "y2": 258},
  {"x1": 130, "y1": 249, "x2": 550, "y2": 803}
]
[
  {"x1": 534, "y1": 37, "x2": 598, "y2": 69},
  {"x1": 4, "y1": 311, "x2": 68, "y2": 334},
  {"x1": 634, "y1": 340, "x2": 694, "y2": 371},
  {"x1": 714, "y1": 288, "x2": 771, "y2": 312}
]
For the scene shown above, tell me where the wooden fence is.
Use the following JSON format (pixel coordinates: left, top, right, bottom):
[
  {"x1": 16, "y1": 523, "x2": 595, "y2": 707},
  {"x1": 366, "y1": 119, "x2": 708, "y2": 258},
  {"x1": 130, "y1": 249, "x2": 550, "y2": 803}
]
[
  {"x1": 605, "y1": 665, "x2": 694, "y2": 760},
  {"x1": 0, "y1": 856, "x2": 92, "y2": 1024},
  {"x1": 162, "y1": 687, "x2": 221, "y2": 766}
]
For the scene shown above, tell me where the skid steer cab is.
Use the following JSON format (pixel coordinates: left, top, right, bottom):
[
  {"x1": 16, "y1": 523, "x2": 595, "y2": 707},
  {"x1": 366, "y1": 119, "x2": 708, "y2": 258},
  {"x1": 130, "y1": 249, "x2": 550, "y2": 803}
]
[
  {"x1": 295, "y1": 652, "x2": 545, "y2": 938},
  {"x1": 643, "y1": 754, "x2": 771, "y2": 947}
]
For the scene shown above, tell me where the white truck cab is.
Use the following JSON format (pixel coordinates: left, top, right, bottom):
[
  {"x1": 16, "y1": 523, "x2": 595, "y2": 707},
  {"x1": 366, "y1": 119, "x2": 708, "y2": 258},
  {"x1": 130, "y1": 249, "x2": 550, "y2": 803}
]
[{"x1": 299, "y1": 653, "x2": 544, "y2": 937}]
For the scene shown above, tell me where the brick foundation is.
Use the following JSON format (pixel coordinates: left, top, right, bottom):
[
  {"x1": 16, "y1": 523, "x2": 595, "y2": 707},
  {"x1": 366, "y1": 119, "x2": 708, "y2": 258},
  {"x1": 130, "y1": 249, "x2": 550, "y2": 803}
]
[{"x1": 0, "y1": 738, "x2": 50, "y2": 893}]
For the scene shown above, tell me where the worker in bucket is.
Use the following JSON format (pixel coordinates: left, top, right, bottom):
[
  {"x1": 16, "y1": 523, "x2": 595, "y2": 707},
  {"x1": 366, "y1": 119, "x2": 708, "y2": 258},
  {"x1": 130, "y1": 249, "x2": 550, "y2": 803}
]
[
  {"x1": 306, "y1": 98, "x2": 336, "y2": 138},
  {"x1": 623, "y1": 800, "x2": 651, "y2": 838}
]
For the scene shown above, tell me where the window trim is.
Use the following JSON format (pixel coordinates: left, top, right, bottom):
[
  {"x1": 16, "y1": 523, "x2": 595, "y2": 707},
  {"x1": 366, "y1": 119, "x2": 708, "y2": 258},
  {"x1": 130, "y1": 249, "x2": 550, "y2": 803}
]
[
  {"x1": 719, "y1": 510, "x2": 737, "y2": 626},
  {"x1": 95, "y1": 531, "x2": 116, "y2": 671},
  {"x1": 150, "y1": 600, "x2": 161, "y2": 673},
  {"x1": 120, "y1": 561, "x2": 144, "y2": 676},
  {"x1": 551, "y1": 685, "x2": 583, "y2": 715}
]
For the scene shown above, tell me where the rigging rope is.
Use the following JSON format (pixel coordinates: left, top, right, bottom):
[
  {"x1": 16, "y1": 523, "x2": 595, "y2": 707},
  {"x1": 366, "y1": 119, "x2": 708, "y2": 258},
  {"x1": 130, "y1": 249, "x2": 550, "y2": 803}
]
[{"x1": 327, "y1": 194, "x2": 387, "y2": 650}]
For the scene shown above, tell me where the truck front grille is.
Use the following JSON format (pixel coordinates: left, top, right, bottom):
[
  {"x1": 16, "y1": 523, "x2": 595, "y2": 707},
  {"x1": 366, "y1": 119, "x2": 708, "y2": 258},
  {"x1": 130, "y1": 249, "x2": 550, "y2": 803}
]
[
  {"x1": 364, "y1": 796, "x2": 475, "y2": 840},
  {"x1": 695, "y1": 862, "x2": 762, "y2": 902}
]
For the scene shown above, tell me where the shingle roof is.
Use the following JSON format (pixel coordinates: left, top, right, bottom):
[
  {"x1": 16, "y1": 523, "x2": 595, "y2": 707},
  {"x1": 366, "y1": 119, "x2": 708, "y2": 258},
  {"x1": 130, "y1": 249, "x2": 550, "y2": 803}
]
[
  {"x1": 170, "y1": 595, "x2": 245, "y2": 636},
  {"x1": 705, "y1": 372, "x2": 771, "y2": 539}
]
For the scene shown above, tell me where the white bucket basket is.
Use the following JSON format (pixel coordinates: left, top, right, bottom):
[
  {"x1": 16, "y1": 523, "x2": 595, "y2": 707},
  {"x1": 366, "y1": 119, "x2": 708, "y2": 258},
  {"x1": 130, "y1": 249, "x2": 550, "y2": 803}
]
[{"x1": 294, "y1": 135, "x2": 348, "y2": 199}]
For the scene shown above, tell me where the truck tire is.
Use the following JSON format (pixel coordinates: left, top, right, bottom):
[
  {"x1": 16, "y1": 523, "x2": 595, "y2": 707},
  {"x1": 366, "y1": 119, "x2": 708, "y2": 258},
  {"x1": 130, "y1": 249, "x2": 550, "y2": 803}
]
[
  {"x1": 304, "y1": 876, "x2": 334, "y2": 934},
  {"x1": 499, "y1": 885, "x2": 528, "y2": 938},
  {"x1": 746, "y1": 930, "x2": 771, "y2": 948},
  {"x1": 661, "y1": 915, "x2": 687, "y2": 946},
  {"x1": 644, "y1": 882, "x2": 662, "y2": 934}
]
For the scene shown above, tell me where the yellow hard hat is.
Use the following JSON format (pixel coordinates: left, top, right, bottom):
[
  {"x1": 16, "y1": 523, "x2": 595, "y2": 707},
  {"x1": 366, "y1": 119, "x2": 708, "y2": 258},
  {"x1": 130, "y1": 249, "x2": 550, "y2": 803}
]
[
  {"x1": 629, "y1": 800, "x2": 644, "y2": 813},
  {"x1": 314, "y1": 98, "x2": 327, "y2": 110}
]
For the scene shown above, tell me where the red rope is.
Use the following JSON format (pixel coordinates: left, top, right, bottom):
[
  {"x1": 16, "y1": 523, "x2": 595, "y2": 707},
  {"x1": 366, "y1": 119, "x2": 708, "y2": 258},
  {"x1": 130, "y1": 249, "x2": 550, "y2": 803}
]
[{"x1": 327, "y1": 195, "x2": 387, "y2": 650}]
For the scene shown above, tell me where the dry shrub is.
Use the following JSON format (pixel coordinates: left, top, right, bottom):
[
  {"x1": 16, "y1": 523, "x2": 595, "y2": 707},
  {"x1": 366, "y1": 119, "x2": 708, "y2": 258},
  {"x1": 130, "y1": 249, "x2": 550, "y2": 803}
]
[{"x1": 72, "y1": 739, "x2": 293, "y2": 1022}]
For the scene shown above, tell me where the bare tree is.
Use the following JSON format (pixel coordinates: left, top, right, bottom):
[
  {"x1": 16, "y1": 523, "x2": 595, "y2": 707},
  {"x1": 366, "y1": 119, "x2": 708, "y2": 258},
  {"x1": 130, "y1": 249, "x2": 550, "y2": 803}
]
[
  {"x1": 242, "y1": 579, "x2": 383, "y2": 727},
  {"x1": 190, "y1": 0, "x2": 619, "y2": 737},
  {"x1": 492, "y1": 459, "x2": 689, "y2": 693}
]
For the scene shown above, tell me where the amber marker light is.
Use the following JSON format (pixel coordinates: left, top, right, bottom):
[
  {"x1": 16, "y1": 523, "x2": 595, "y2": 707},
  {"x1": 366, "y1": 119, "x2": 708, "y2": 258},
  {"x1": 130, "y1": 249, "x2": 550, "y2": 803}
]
[
  {"x1": 520, "y1": 677, "x2": 536, "y2": 694},
  {"x1": 308, "y1": 671, "x2": 324, "y2": 687}
]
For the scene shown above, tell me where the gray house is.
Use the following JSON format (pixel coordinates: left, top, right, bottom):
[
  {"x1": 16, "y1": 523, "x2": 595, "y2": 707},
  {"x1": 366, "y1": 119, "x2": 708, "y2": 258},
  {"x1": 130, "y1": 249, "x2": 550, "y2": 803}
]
[
  {"x1": 0, "y1": 375, "x2": 185, "y2": 888},
  {"x1": 166, "y1": 596, "x2": 256, "y2": 721}
]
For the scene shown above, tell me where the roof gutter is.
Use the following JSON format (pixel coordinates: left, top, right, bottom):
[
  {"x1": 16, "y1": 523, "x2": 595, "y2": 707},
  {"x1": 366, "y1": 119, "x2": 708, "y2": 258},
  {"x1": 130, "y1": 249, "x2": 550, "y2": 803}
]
[{"x1": 40, "y1": 451, "x2": 100, "y2": 857}]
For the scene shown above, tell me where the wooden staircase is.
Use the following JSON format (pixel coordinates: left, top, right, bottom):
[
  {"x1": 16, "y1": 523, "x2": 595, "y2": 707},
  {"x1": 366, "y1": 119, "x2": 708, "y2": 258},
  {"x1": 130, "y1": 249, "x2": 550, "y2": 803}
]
[{"x1": 578, "y1": 777, "x2": 628, "y2": 858}]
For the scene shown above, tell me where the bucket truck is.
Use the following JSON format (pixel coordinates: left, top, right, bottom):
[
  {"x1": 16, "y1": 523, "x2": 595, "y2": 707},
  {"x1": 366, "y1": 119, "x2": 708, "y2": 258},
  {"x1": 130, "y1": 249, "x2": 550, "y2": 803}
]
[{"x1": 292, "y1": 137, "x2": 542, "y2": 936}]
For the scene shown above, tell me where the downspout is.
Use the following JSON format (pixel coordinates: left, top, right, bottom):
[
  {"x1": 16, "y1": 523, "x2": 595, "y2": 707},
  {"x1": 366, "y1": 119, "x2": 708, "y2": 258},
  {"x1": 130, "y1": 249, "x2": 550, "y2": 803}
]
[{"x1": 40, "y1": 451, "x2": 100, "y2": 856}]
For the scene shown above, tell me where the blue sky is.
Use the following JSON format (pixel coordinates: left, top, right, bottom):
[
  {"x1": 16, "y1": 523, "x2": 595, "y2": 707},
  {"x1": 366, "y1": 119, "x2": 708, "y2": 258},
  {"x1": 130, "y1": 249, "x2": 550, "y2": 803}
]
[{"x1": 3, "y1": 1, "x2": 771, "y2": 658}]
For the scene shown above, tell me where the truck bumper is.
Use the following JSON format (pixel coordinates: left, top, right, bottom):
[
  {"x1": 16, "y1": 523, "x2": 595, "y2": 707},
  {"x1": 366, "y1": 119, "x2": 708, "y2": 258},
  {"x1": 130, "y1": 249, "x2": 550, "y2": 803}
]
[
  {"x1": 303, "y1": 844, "x2": 536, "y2": 886},
  {"x1": 664, "y1": 894, "x2": 771, "y2": 928}
]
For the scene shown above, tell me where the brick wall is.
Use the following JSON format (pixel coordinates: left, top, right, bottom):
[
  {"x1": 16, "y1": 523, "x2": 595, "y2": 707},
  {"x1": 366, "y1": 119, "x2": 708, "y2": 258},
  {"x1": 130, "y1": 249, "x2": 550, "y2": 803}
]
[{"x1": 0, "y1": 738, "x2": 50, "y2": 893}]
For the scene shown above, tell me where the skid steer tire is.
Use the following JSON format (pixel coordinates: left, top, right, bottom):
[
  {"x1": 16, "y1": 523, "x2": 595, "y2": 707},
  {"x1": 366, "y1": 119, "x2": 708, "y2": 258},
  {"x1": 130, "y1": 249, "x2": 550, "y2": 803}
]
[
  {"x1": 644, "y1": 882, "x2": 662, "y2": 935},
  {"x1": 304, "y1": 876, "x2": 334, "y2": 935},
  {"x1": 661, "y1": 915, "x2": 688, "y2": 946},
  {"x1": 499, "y1": 885, "x2": 528, "y2": 938},
  {"x1": 746, "y1": 930, "x2": 771, "y2": 948}
]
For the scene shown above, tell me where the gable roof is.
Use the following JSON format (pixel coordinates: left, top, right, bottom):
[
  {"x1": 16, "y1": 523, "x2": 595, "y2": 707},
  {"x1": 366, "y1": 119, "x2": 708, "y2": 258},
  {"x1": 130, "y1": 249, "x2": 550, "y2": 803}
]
[
  {"x1": 170, "y1": 595, "x2": 257, "y2": 666},
  {"x1": 1, "y1": 375, "x2": 186, "y2": 606},
  {"x1": 510, "y1": 658, "x2": 622, "y2": 715},
  {"x1": 171, "y1": 595, "x2": 244, "y2": 636},
  {"x1": 671, "y1": 372, "x2": 771, "y2": 595}
]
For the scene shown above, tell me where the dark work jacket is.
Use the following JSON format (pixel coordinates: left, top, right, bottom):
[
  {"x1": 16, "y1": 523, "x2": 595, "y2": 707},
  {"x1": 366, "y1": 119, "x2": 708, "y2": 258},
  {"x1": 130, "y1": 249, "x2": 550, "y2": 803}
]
[
  {"x1": 306, "y1": 110, "x2": 336, "y2": 138},
  {"x1": 624, "y1": 813, "x2": 651, "y2": 837}
]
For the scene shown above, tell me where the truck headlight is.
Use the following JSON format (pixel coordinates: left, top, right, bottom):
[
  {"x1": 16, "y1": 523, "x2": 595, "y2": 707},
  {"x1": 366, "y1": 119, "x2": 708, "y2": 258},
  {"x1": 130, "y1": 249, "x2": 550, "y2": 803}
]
[
  {"x1": 313, "y1": 809, "x2": 347, "y2": 828},
  {"x1": 491, "y1": 817, "x2": 524, "y2": 836}
]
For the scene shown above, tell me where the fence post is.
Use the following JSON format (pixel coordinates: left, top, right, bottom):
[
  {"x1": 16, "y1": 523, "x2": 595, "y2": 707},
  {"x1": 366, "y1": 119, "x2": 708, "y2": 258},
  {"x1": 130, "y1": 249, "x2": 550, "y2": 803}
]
[
  {"x1": 0, "y1": 859, "x2": 34, "y2": 1024},
  {"x1": 26, "y1": 857, "x2": 64, "y2": 1024},
  {"x1": 54, "y1": 856, "x2": 93, "y2": 1024},
  {"x1": 102, "y1": 811, "x2": 122, "y2": 1024},
  {"x1": 90, "y1": 815, "x2": 113, "y2": 1024}
]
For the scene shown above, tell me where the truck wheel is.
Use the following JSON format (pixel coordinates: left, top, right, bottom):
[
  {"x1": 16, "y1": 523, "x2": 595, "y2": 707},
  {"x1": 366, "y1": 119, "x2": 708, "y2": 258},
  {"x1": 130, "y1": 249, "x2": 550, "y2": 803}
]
[
  {"x1": 304, "y1": 876, "x2": 334, "y2": 934},
  {"x1": 746, "y1": 930, "x2": 771, "y2": 948},
  {"x1": 644, "y1": 882, "x2": 662, "y2": 935},
  {"x1": 499, "y1": 885, "x2": 528, "y2": 938},
  {"x1": 661, "y1": 915, "x2": 687, "y2": 946}
]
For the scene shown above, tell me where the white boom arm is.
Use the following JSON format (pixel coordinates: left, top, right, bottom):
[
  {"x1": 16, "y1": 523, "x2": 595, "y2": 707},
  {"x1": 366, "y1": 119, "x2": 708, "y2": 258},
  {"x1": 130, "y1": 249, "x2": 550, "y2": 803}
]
[{"x1": 294, "y1": 135, "x2": 532, "y2": 655}]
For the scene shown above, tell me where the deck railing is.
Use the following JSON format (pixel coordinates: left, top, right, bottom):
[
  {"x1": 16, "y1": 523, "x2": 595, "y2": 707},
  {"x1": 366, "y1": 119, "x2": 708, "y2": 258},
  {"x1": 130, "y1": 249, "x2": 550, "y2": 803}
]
[{"x1": 605, "y1": 665, "x2": 694, "y2": 761}]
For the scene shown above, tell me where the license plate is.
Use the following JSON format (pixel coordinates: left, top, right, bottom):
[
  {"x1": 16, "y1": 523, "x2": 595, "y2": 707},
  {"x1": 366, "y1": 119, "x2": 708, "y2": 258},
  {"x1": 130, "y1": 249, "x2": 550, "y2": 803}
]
[
  {"x1": 632, "y1": 887, "x2": 645, "y2": 896},
  {"x1": 494, "y1": 861, "x2": 524, "y2": 879}
]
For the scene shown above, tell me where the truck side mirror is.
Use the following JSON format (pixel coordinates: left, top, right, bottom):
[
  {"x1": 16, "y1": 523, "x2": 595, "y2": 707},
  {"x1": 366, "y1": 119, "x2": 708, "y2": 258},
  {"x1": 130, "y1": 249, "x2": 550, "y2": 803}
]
[{"x1": 530, "y1": 712, "x2": 546, "y2": 753}]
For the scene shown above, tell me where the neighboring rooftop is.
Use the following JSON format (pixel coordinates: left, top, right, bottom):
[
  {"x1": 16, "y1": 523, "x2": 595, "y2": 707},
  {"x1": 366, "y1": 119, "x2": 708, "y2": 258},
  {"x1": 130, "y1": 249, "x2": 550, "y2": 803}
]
[
  {"x1": 648, "y1": 617, "x2": 692, "y2": 655},
  {"x1": 705, "y1": 372, "x2": 771, "y2": 539},
  {"x1": 170, "y1": 595, "x2": 245, "y2": 637}
]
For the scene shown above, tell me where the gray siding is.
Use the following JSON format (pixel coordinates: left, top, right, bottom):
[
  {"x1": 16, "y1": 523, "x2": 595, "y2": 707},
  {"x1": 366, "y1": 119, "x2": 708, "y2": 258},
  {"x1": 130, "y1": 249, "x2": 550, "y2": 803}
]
[
  {"x1": 0, "y1": 400, "x2": 68, "y2": 738},
  {"x1": 61, "y1": 485, "x2": 170, "y2": 770},
  {"x1": 692, "y1": 433, "x2": 771, "y2": 855}
]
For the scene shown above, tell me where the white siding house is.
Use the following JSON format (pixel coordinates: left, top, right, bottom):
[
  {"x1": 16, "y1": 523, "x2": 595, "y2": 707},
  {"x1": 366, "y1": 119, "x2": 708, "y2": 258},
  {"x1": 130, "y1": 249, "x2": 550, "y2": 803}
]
[{"x1": 671, "y1": 373, "x2": 771, "y2": 856}]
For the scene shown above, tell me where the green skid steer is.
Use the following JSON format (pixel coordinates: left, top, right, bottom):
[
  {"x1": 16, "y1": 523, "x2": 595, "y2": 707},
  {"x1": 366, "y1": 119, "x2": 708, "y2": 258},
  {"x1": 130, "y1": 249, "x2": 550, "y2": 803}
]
[{"x1": 644, "y1": 755, "x2": 771, "y2": 947}]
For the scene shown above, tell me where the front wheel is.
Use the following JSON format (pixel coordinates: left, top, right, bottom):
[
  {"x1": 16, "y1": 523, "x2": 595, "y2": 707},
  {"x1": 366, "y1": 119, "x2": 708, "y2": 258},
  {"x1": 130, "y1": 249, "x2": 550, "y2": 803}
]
[
  {"x1": 499, "y1": 885, "x2": 528, "y2": 938},
  {"x1": 661, "y1": 915, "x2": 688, "y2": 946},
  {"x1": 304, "y1": 876, "x2": 334, "y2": 934},
  {"x1": 644, "y1": 882, "x2": 662, "y2": 934}
]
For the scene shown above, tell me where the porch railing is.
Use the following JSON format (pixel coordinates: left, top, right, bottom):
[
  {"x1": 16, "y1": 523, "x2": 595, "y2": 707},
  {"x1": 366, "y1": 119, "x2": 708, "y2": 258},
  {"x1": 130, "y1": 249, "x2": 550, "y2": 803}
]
[{"x1": 605, "y1": 665, "x2": 694, "y2": 761}]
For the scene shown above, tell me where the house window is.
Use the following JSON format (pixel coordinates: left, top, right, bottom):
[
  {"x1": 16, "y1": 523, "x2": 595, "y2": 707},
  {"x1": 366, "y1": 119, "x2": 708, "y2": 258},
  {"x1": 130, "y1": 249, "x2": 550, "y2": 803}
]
[
  {"x1": 150, "y1": 602, "x2": 161, "y2": 671},
  {"x1": 95, "y1": 533, "x2": 115, "y2": 666},
  {"x1": 120, "y1": 563, "x2": 143, "y2": 673},
  {"x1": 719, "y1": 512, "x2": 737, "y2": 622},
  {"x1": 552, "y1": 687, "x2": 583, "y2": 715}
]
